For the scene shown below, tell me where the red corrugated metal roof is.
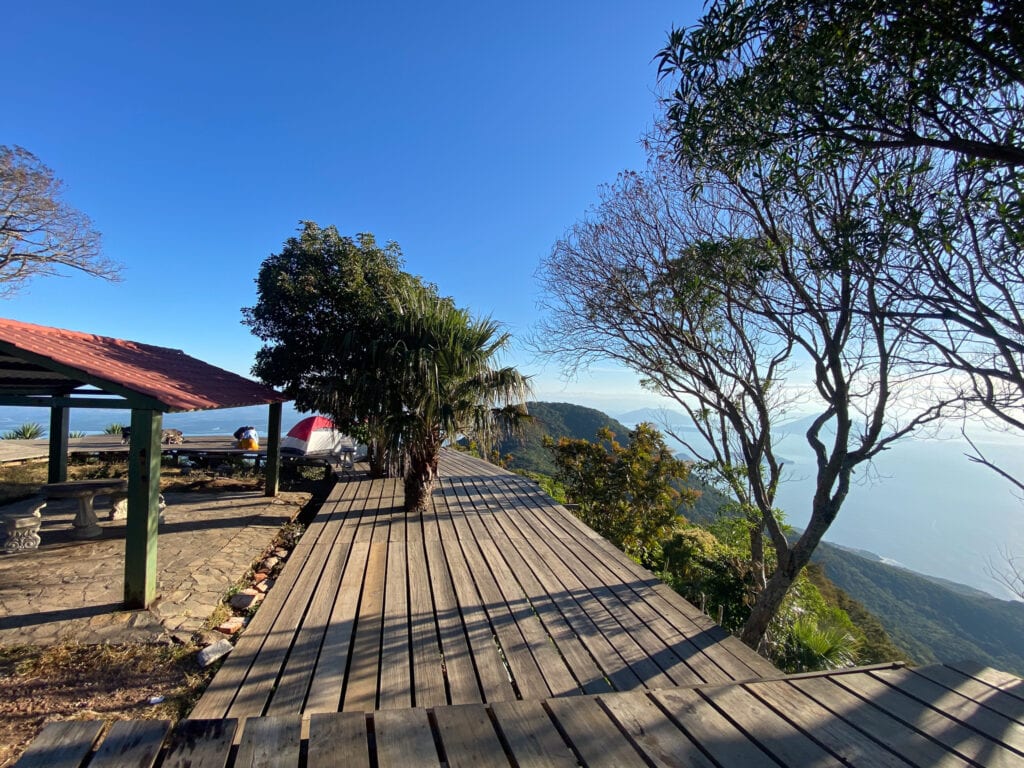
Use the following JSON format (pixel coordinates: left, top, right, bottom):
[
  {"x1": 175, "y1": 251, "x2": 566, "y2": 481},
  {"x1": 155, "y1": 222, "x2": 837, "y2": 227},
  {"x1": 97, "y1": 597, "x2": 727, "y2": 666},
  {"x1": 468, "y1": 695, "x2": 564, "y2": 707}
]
[{"x1": 0, "y1": 318, "x2": 287, "y2": 412}]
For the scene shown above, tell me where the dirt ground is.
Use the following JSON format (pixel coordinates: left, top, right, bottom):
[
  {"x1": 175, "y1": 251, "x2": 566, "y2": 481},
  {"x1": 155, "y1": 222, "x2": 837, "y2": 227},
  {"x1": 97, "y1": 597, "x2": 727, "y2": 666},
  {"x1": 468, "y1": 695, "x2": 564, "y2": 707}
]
[
  {"x1": 0, "y1": 642, "x2": 212, "y2": 765},
  {"x1": 0, "y1": 458, "x2": 326, "y2": 765}
]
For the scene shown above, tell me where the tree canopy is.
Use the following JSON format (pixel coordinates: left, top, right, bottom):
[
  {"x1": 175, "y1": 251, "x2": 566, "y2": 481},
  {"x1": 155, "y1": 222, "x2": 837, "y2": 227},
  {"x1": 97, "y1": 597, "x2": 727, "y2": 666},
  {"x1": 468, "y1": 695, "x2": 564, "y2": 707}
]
[
  {"x1": 546, "y1": 423, "x2": 697, "y2": 565},
  {"x1": 537, "y1": 140, "x2": 962, "y2": 647},
  {"x1": 656, "y1": 0, "x2": 1024, "y2": 481},
  {"x1": 245, "y1": 221, "x2": 529, "y2": 509},
  {"x1": 0, "y1": 145, "x2": 119, "y2": 296},
  {"x1": 657, "y1": 0, "x2": 1024, "y2": 170}
]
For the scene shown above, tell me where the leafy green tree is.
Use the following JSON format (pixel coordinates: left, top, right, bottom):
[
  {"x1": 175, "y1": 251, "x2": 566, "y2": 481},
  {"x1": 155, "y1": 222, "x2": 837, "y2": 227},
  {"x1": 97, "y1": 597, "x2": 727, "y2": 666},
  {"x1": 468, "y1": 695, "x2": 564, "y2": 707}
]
[
  {"x1": 0, "y1": 145, "x2": 119, "y2": 296},
  {"x1": 245, "y1": 222, "x2": 529, "y2": 509},
  {"x1": 547, "y1": 423, "x2": 698, "y2": 565},
  {"x1": 383, "y1": 284, "x2": 530, "y2": 510},
  {"x1": 657, "y1": 0, "x2": 1023, "y2": 170},
  {"x1": 657, "y1": 0, "x2": 1024, "y2": 487},
  {"x1": 244, "y1": 222, "x2": 423, "y2": 477},
  {"x1": 662, "y1": 525, "x2": 751, "y2": 633},
  {"x1": 537, "y1": 144, "x2": 960, "y2": 649}
]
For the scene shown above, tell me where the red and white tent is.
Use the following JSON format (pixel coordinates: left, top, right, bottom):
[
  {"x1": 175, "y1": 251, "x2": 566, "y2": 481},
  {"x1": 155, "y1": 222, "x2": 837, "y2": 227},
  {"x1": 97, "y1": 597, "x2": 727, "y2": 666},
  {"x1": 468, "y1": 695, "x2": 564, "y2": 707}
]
[{"x1": 281, "y1": 416, "x2": 353, "y2": 457}]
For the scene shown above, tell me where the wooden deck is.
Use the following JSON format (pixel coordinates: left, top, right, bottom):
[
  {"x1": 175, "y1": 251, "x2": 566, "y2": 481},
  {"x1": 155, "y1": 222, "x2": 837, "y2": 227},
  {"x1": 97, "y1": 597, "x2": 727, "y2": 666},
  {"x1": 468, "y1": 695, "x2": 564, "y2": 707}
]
[
  {"x1": 17, "y1": 451, "x2": 1024, "y2": 766},
  {"x1": 190, "y1": 451, "x2": 772, "y2": 720},
  {"x1": 19, "y1": 661, "x2": 1024, "y2": 767}
]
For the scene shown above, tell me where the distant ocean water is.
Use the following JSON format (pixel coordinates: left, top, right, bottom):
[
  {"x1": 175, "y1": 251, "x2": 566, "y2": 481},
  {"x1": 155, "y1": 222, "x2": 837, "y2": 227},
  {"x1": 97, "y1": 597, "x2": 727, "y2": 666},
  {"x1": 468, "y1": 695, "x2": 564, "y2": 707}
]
[
  {"x1": 620, "y1": 409, "x2": 1024, "y2": 601},
  {"x1": 0, "y1": 404, "x2": 310, "y2": 437}
]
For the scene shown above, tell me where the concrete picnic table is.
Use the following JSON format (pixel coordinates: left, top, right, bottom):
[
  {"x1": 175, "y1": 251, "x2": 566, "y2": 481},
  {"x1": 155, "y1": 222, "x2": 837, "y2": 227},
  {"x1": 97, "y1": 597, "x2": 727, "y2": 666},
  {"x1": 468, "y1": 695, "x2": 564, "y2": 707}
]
[{"x1": 44, "y1": 478, "x2": 128, "y2": 539}]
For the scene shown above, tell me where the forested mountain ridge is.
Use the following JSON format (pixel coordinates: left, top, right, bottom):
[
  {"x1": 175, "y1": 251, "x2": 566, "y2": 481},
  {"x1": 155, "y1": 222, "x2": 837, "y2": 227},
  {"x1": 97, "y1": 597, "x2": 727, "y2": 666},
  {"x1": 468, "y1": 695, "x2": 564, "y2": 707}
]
[
  {"x1": 493, "y1": 401, "x2": 631, "y2": 475},
  {"x1": 500, "y1": 401, "x2": 1024, "y2": 675}
]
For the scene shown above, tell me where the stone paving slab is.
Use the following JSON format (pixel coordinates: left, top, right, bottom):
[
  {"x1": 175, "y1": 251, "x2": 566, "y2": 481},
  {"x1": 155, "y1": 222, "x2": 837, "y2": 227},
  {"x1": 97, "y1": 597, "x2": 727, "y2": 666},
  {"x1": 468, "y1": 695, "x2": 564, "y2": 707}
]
[{"x1": 0, "y1": 490, "x2": 309, "y2": 646}]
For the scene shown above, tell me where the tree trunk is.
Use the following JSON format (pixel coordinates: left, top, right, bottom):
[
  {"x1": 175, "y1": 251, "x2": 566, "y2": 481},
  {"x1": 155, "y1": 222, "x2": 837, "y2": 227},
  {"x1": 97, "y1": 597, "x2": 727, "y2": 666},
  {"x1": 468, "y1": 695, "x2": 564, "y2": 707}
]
[
  {"x1": 739, "y1": 553, "x2": 800, "y2": 649},
  {"x1": 404, "y1": 444, "x2": 440, "y2": 512},
  {"x1": 749, "y1": 520, "x2": 767, "y2": 594},
  {"x1": 739, "y1": 496, "x2": 842, "y2": 650}
]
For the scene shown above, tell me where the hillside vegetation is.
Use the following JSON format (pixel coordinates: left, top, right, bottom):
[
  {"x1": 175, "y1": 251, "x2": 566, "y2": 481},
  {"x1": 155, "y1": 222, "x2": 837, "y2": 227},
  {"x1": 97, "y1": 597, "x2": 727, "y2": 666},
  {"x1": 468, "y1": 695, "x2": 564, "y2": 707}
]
[
  {"x1": 503, "y1": 401, "x2": 1024, "y2": 675},
  {"x1": 495, "y1": 401, "x2": 631, "y2": 475}
]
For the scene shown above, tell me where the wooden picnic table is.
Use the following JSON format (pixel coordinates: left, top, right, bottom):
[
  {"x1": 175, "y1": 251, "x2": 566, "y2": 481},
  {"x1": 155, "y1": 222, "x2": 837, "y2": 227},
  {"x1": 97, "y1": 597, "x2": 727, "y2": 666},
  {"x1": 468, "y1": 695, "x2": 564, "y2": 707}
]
[{"x1": 44, "y1": 479, "x2": 128, "y2": 539}]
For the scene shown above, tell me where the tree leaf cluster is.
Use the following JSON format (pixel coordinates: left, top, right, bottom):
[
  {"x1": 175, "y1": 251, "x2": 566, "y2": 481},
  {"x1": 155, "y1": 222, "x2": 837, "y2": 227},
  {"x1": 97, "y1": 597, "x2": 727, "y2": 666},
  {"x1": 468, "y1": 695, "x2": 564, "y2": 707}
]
[
  {"x1": 546, "y1": 423, "x2": 698, "y2": 566},
  {"x1": 244, "y1": 221, "x2": 528, "y2": 509}
]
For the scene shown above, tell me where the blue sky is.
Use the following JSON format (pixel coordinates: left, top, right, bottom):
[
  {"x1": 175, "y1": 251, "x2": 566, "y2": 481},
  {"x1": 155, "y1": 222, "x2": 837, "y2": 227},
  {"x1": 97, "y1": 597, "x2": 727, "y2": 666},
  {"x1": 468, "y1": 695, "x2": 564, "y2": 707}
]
[{"x1": 5, "y1": 1, "x2": 698, "y2": 413}]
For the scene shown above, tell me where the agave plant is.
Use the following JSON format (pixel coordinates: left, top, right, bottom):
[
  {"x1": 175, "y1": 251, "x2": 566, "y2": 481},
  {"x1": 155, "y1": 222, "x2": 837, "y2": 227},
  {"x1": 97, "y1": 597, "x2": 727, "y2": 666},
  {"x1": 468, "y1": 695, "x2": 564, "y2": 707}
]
[
  {"x1": 69, "y1": 431, "x2": 87, "y2": 438},
  {"x1": 1, "y1": 422, "x2": 46, "y2": 440},
  {"x1": 103, "y1": 423, "x2": 127, "y2": 435}
]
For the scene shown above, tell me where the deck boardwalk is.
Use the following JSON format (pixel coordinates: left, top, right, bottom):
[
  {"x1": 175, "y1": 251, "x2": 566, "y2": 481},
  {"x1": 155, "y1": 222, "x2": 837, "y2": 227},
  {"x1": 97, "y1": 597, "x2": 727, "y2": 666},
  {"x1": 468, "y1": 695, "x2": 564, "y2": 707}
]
[
  {"x1": 22, "y1": 662, "x2": 1024, "y2": 766},
  {"x1": 19, "y1": 450, "x2": 1024, "y2": 766},
  {"x1": 190, "y1": 452, "x2": 770, "y2": 721}
]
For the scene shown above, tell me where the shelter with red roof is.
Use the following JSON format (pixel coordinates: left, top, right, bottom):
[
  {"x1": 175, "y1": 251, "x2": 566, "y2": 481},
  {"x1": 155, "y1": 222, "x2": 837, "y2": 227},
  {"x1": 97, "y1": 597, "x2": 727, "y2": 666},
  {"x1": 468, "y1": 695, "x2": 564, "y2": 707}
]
[{"x1": 0, "y1": 318, "x2": 288, "y2": 608}]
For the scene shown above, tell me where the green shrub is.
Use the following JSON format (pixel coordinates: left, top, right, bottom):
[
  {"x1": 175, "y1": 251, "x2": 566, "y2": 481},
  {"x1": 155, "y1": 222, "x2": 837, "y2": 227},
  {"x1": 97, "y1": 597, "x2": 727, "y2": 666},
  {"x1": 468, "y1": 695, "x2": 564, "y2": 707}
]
[{"x1": 1, "y1": 422, "x2": 46, "y2": 440}]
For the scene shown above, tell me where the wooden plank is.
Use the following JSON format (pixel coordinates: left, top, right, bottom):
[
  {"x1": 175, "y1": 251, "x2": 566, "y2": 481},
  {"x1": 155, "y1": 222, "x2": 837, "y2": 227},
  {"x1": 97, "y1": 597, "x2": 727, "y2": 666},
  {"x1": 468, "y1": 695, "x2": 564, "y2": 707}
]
[
  {"x1": 490, "y1": 700, "x2": 578, "y2": 768},
  {"x1": 373, "y1": 708, "x2": 441, "y2": 768},
  {"x1": 912, "y1": 664, "x2": 1024, "y2": 726},
  {"x1": 871, "y1": 667, "x2": 1024, "y2": 755},
  {"x1": 225, "y1": 505, "x2": 347, "y2": 718},
  {"x1": 499, "y1": 477, "x2": 773, "y2": 681},
  {"x1": 946, "y1": 661, "x2": 1024, "y2": 701},
  {"x1": 490, "y1": 515, "x2": 645, "y2": 692},
  {"x1": 351, "y1": 476, "x2": 385, "y2": 544},
  {"x1": 432, "y1": 703, "x2": 510, "y2": 768},
  {"x1": 444, "y1": 485, "x2": 552, "y2": 700},
  {"x1": 834, "y1": 667, "x2": 1024, "y2": 767},
  {"x1": 482, "y1": 475, "x2": 719, "y2": 689},
  {"x1": 545, "y1": 696, "x2": 644, "y2": 768},
  {"x1": 191, "y1": 486, "x2": 352, "y2": 718},
  {"x1": 378, "y1": 529, "x2": 412, "y2": 709},
  {"x1": 342, "y1": 538, "x2": 388, "y2": 711},
  {"x1": 544, "y1": 529, "x2": 727, "y2": 688},
  {"x1": 433, "y1": 495, "x2": 517, "y2": 702},
  {"x1": 474, "y1": 509, "x2": 608, "y2": 696},
  {"x1": 454, "y1": 477, "x2": 586, "y2": 697},
  {"x1": 576, "y1": 534, "x2": 769, "y2": 682},
  {"x1": 304, "y1": 540, "x2": 373, "y2": 713},
  {"x1": 308, "y1": 712, "x2": 371, "y2": 768},
  {"x1": 234, "y1": 715, "x2": 302, "y2": 768},
  {"x1": 406, "y1": 531, "x2": 448, "y2": 708},
  {"x1": 697, "y1": 683, "x2": 843, "y2": 766},
  {"x1": 14, "y1": 720, "x2": 104, "y2": 768},
  {"x1": 163, "y1": 719, "x2": 238, "y2": 768},
  {"x1": 425, "y1": 537, "x2": 486, "y2": 704},
  {"x1": 89, "y1": 720, "x2": 171, "y2": 768},
  {"x1": 791, "y1": 675, "x2": 972, "y2": 768},
  {"x1": 745, "y1": 678, "x2": 910, "y2": 767},
  {"x1": 266, "y1": 482, "x2": 360, "y2": 715},
  {"x1": 599, "y1": 690, "x2": 717, "y2": 768},
  {"x1": 497, "y1": 497, "x2": 676, "y2": 691},
  {"x1": 652, "y1": 687, "x2": 779, "y2": 768},
  {"x1": 476, "y1": 537, "x2": 581, "y2": 697}
]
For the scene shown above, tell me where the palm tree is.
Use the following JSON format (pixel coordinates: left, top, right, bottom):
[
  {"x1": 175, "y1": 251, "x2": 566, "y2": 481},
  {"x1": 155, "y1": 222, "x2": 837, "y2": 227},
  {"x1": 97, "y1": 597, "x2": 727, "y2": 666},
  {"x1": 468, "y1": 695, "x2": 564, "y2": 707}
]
[{"x1": 388, "y1": 289, "x2": 530, "y2": 511}]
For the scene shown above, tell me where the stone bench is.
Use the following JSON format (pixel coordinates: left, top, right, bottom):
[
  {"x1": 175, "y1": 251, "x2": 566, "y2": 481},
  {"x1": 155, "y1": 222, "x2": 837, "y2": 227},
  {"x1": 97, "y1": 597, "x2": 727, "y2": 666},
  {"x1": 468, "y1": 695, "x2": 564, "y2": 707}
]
[
  {"x1": 110, "y1": 492, "x2": 167, "y2": 524},
  {"x1": 1, "y1": 496, "x2": 47, "y2": 554}
]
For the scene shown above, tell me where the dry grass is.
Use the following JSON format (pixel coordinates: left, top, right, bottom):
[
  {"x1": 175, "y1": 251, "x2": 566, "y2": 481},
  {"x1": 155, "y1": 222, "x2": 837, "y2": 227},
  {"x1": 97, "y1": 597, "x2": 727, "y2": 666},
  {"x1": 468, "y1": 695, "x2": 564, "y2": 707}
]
[{"x1": 0, "y1": 642, "x2": 215, "y2": 767}]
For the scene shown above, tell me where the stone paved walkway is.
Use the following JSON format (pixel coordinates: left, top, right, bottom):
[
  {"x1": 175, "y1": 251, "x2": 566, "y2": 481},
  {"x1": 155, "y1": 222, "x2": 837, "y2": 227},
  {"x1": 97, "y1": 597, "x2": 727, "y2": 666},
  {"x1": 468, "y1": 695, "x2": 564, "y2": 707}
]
[{"x1": 0, "y1": 490, "x2": 309, "y2": 645}]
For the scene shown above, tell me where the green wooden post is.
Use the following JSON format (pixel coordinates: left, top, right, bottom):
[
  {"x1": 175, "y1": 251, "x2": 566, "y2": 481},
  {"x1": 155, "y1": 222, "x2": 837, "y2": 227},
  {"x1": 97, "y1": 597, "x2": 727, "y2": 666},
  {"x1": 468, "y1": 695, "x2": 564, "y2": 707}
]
[
  {"x1": 124, "y1": 409, "x2": 163, "y2": 608},
  {"x1": 265, "y1": 402, "x2": 282, "y2": 497},
  {"x1": 47, "y1": 405, "x2": 69, "y2": 483}
]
